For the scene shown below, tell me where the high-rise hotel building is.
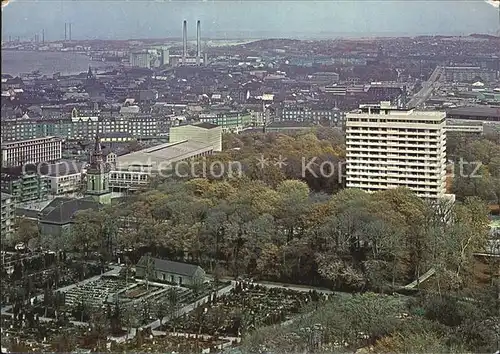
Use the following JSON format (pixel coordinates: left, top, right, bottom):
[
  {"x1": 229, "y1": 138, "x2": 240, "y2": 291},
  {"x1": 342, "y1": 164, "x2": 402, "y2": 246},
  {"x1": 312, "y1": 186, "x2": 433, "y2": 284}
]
[{"x1": 345, "y1": 102, "x2": 448, "y2": 200}]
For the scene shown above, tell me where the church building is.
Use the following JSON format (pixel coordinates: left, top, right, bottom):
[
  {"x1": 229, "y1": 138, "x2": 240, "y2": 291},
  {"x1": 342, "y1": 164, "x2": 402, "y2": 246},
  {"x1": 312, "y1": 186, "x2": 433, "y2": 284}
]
[{"x1": 84, "y1": 135, "x2": 112, "y2": 205}]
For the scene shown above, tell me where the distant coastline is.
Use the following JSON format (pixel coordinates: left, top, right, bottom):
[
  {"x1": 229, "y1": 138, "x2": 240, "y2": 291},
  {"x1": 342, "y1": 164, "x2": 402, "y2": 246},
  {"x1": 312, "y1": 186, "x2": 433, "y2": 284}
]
[
  {"x1": 1, "y1": 48, "x2": 90, "y2": 55},
  {"x1": 1, "y1": 50, "x2": 119, "y2": 77}
]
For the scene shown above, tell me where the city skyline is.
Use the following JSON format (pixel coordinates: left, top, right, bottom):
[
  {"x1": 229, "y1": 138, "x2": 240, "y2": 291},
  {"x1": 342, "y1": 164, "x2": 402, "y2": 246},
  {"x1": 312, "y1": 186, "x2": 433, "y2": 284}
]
[{"x1": 1, "y1": 0, "x2": 499, "y2": 41}]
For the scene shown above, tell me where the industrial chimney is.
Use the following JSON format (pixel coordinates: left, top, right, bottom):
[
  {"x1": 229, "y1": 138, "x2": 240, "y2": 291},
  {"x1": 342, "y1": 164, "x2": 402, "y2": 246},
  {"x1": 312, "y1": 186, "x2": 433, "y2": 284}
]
[
  {"x1": 182, "y1": 20, "x2": 187, "y2": 66},
  {"x1": 196, "y1": 20, "x2": 201, "y2": 66}
]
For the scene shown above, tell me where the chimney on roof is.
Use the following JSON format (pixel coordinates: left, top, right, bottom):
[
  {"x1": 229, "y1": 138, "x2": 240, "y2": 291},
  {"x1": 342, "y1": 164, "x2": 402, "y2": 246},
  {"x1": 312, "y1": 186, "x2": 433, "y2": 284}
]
[
  {"x1": 182, "y1": 20, "x2": 187, "y2": 66},
  {"x1": 196, "y1": 20, "x2": 201, "y2": 66}
]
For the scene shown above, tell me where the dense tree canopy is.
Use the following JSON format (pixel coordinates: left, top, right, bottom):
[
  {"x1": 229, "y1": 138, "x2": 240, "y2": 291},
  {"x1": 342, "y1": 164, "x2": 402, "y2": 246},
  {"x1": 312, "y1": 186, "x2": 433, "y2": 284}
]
[
  {"x1": 64, "y1": 178, "x2": 491, "y2": 294},
  {"x1": 449, "y1": 131, "x2": 500, "y2": 205}
]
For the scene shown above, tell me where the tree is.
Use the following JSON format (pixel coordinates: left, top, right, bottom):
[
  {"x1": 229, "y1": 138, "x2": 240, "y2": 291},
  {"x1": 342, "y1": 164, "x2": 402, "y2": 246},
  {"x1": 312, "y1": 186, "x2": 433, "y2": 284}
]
[
  {"x1": 12, "y1": 217, "x2": 39, "y2": 247},
  {"x1": 89, "y1": 309, "x2": 110, "y2": 350},
  {"x1": 122, "y1": 306, "x2": 135, "y2": 340},
  {"x1": 51, "y1": 333, "x2": 77, "y2": 352},
  {"x1": 167, "y1": 287, "x2": 180, "y2": 332},
  {"x1": 448, "y1": 197, "x2": 490, "y2": 285},
  {"x1": 156, "y1": 300, "x2": 168, "y2": 327},
  {"x1": 143, "y1": 253, "x2": 155, "y2": 291},
  {"x1": 76, "y1": 298, "x2": 91, "y2": 322},
  {"x1": 190, "y1": 273, "x2": 205, "y2": 296},
  {"x1": 71, "y1": 209, "x2": 106, "y2": 254}
]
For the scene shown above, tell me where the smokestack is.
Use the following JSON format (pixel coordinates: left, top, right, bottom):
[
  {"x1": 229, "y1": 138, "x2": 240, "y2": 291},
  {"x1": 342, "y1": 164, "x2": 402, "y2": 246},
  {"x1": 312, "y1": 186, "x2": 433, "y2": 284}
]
[
  {"x1": 42, "y1": 29, "x2": 45, "y2": 44},
  {"x1": 182, "y1": 20, "x2": 187, "y2": 65},
  {"x1": 69, "y1": 23, "x2": 72, "y2": 41},
  {"x1": 196, "y1": 20, "x2": 201, "y2": 66},
  {"x1": 64, "y1": 23, "x2": 67, "y2": 41}
]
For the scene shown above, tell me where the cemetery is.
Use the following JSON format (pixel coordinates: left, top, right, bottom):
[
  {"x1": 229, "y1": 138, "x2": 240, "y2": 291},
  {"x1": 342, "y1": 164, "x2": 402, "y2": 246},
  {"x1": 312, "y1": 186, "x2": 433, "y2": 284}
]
[
  {"x1": 1, "y1": 313, "x2": 236, "y2": 353},
  {"x1": 0, "y1": 315, "x2": 89, "y2": 352},
  {"x1": 111, "y1": 329, "x2": 233, "y2": 353},
  {"x1": 1, "y1": 250, "x2": 105, "y2": 306},
  {"x1": 9, "y1": 269, "x2": 230, "y2": 327},
  {"x1": 159, "y1": 282, "x2": 325, "y2": 337}
]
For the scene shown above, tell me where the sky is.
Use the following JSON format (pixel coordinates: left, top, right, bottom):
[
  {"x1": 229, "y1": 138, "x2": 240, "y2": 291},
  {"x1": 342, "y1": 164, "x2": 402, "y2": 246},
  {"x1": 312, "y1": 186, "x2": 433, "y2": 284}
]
[{"x1": 1, "y1": 0, "x2": 499, "y2": 41}]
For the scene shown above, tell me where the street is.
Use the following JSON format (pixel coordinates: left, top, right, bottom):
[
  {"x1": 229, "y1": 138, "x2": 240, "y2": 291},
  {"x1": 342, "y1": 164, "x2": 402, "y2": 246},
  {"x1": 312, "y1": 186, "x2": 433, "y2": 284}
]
[{"x1": 407, "y1": 66, "x2": 443, "y2": 108}]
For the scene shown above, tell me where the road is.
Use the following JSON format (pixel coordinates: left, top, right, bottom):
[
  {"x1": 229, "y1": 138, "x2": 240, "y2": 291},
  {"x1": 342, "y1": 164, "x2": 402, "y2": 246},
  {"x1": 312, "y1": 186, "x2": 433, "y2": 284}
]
[{"x1": 407, "y1": 66, "x2": 443, "y2": 108}]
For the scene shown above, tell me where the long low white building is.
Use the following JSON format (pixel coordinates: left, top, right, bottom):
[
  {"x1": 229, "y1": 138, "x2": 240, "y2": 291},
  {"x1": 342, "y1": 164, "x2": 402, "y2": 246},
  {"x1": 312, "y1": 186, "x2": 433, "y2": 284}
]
[
  {"x1": 1, "y1": 136, "x2": 62, "y2": 168},
  {"x1": 110, "y1": 140, "x2": 214, "y2": 190},
  {"x1": 444, "y1": 120, "x2": 483, "y2": 134}
]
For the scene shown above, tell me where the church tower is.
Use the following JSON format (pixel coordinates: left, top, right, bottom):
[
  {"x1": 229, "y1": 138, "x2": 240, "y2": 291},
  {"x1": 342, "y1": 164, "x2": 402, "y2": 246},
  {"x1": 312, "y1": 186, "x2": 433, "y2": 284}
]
[
  {"x1": 87, "y1": 65, "x2": 95, "y2": 80},
  {"x1": 85, "y1": 135, "x2": 112, "y2": 205}
]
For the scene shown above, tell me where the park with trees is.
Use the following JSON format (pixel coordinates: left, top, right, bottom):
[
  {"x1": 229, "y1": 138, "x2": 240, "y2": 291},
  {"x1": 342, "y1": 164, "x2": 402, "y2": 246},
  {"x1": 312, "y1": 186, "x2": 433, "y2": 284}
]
[{"x1": 2, "y1": 128, "x2": 499, "y2": 353}]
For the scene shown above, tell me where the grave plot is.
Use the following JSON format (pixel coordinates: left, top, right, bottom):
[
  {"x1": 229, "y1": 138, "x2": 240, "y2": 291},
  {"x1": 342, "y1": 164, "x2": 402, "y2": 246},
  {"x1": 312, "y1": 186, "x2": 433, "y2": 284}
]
[
  {"x1": 118, "y1": 285, "x2": 194, "y2": 326},
  {"x1": 0, "y1": 315, "x2": 88, "y2": 353},
  {"x1": 28, "y1": 276, "x2": 135, "y2": 322},
  {"x1": 112, "y1": 331, "x2": 232, "y2": 354},
  {"x1": 63, "y1": 276, "x2": 130, "y2": 309},
  {"x1": 159, "y1": 282, "x2": 324, "y2": 337},
  {"x1": 2, "y1": 254, "x2": 104, "y2": 307}
]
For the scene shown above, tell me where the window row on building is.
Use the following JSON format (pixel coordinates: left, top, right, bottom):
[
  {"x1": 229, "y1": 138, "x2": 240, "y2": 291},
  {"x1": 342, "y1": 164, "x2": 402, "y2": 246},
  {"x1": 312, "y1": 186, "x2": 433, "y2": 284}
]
[{"x1": 0, "y1": 114, "x2": 170, "y2": 142}]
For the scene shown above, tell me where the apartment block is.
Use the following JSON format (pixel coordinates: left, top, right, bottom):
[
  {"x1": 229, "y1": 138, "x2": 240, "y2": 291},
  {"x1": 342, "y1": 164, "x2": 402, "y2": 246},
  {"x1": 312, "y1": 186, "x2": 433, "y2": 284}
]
[
  {"x1": 1, "y1": 193, "x2": 15, "y2": 241},
  {"x1": 130, "y1": 52, "x2": 151, "y2": 69},
  {"x1": 1, "y1": 169, "x2": 50, "y2": 204},
  {"x1": 0, "y1": 111, "x2": 170, "y2": 142},
  {"x1": 444, "y1": 66, "x2": 497, "y2": 83},
  {"x1": 280, "y1": 105, "x2": 344, "y2": 126},
  {"x1": 198, "y1": 112, "x2": 252, "y2": 133},
  {"x1": 39, "y1": 161, "x2": 85, "y2": 197},
  {"x1": 1, "y1": 136, "x2": 62, "y2": 168},
  {"x1": 345, "y1": 102, "x2": 447, "y2": 199}
]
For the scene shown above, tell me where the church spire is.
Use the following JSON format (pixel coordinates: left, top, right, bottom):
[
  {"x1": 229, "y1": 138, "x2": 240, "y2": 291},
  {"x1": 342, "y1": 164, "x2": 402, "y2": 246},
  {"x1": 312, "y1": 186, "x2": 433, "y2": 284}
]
[
  {"x1": 85, "y1": 134, "x2": 111, "y2": 205},
  {"x1": 87, "y1": 65, "x2": 94, "y2": 80},
  {"x1": 89, "y1": 134, "x2": 106, "y2": 170}
]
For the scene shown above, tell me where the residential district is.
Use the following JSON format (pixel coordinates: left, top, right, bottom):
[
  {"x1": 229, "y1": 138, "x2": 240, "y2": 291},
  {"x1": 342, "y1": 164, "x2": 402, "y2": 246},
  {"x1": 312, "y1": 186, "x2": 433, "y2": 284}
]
[{"x1": 0, "y1": 27, "x2": 500, "y2": 353}]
